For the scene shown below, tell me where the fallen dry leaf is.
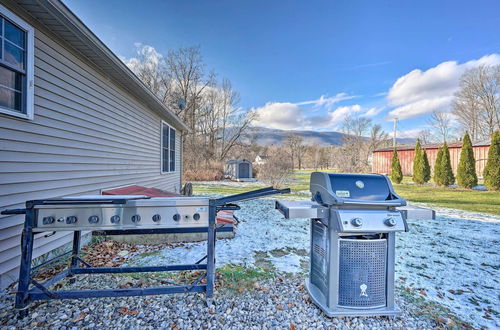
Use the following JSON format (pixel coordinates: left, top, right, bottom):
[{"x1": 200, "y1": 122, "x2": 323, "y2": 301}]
[
  {"x1": 72, "y1": 312, "x2": 87, "y2": 323},
  {"x1": 276, "y1": 304, "x2": 283, "y2": 311},
  {"x1": 289, "y1": 322, "x2": 296, "y2": 330}
]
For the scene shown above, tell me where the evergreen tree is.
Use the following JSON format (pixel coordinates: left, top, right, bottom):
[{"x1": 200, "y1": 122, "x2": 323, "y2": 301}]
[
  {"x1": 440, "y1": 142, "x2": 455, "y2": 186},
  {"x1": 390, "y1": 149, "x2": 403, "y2": 184},
  {"x1": 433, "y1": 146, "x2": 444, "y2": 185},
  {"x1": 412, "y1": 139, "x2": 425, "y2": 184},
  {"x1": 484, "y1": 130, "x2": 500, "y2": 191},
  {"x1": 422, "y1": 150, "x2": 431, "y2": 183},
  {"x1": 457, "y1": 132, "x2": 478, "y2": 188}
]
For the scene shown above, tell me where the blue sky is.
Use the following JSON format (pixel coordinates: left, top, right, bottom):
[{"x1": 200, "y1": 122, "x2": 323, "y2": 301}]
[{"x1": 64, "y1": 0, "x2": 500, "y2": 138}]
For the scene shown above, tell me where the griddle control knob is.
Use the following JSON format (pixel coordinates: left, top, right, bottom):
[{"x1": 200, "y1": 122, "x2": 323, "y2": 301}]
[
  {"x1": 152, "y1": 214, "x2": 161, "y2": 222},
  {"x1": 88, "y1": 216, "x2": 99, "y2": 224},
  {"x1": 66, "y1": 216, "x2": 77, "y2": 224},
  {"x1": 110, "y1": 215, "x2": 120, "y2": 223},
  {"x1": 351, "y1": 218, "x2": 363, "y2": 227},
  {"x1": 384, "y1": 218, "x2": 397, "y2": 227},
  {"x1": 193, "y1": 213, "x2": 200, "y2": 221},
  {"x1": 43, "y1": 216, "x2": 55, "y2": 225},
  {"x1": 131, "y1": 215, "x2": 141, "y2": 223},
  {"x1": 173, "y1": 213, "x2": 181, "y2": 222}
]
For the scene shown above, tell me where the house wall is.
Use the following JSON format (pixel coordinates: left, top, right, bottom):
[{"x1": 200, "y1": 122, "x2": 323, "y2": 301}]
[
  {"x1": 0, "y1": 9, "x2": 182, "y2": 287},
  {"x1": 372, "y1": 146, "x2": 490, "y2": 177}
]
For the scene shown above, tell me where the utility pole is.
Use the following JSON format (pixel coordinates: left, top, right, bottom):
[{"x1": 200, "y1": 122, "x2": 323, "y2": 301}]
[{"x1": 393, "y1": 118, "x2": 398, "y2": 148}]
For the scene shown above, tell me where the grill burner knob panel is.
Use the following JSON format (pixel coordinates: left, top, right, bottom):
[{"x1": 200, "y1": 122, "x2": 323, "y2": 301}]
[
  {"x1": 131, "y1": 215, "x2": 141, "y2": 223},
  {"x1": 384, "y1": 218, "x2": 397, "y2": 227},
  {"x1": 193, "y1": 213, "x2": 200, "y2": 221},
  {"x1": 110, "y1": 215, "x2": 120, "y2": 223},
  {"x1": 88, "y1": 216, "x2": 99, "y2": 224},
  {"x1": 351, "y1": 218, "x2": 363, "y2": 227},
  {"x1": 173, "y1": 213, "x2": 180, "y2": 221},
  {"x1": 152, "y1": 214, "x2": 161, "y2": 222},
  {"x1": 66, "y1": 216, "x2": 77, "y2": 224}
]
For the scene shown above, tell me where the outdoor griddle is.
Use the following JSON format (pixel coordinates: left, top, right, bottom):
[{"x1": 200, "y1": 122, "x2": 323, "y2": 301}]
[{"x1": 2, "y1": 187, "x2": 289, "y2": 317}]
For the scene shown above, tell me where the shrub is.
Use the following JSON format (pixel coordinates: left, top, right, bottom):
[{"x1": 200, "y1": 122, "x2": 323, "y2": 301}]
[
  {"x1": 183, "y1": 168, "x2": 224, "y2": 181},
  {"x1": 413, "y1": 139, "x2": 426, "y2": 184},
  {"x1": 457, "y1": 132, "x2": 478, "y2": 188},
  {"x1": 422, "y1": 150, "x2": 431, "y2": 183},
  {"x1": 433, "y1": 146, "x2": 444, "y2": 185},
  {"x1": 257, "y1": 150, "x2": 293, "y2": 188},
  {"x1": 440, "y1": 142, "x2": 455, "y2": 186},
  {"x1": 390, "y1": 149, "x2": 403, "y2": 184},
  {"x1": 484, "y1": 130, "x2": 500, "y2": 191}
]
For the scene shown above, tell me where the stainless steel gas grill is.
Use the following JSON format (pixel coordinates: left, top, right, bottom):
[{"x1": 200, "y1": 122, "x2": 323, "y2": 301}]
[
  {"x1": 276, "y1": 172, "x2": 408, "y2": 317},
  {"x1": 2, "y1": 187, "x2": 289, "y2": 317}
]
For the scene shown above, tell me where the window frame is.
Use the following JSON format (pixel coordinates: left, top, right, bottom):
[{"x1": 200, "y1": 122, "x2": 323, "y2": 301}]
[
  {"x1": 161, "y1": 121, "x2": 176, "y2": 174},
  {"x1": 0, "y1": 4, "x2": 34, "y2": 120}
]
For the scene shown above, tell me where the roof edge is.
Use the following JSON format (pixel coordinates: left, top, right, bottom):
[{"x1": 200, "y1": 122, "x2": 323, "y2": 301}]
[{"x1": 40, "y1": 0, "x2": 189, "y2": 131}]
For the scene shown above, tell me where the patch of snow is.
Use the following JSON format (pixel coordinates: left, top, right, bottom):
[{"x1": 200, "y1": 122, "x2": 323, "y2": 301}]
[{"x1": 128, "y1": 186, "x2": 499, "y2": 328}]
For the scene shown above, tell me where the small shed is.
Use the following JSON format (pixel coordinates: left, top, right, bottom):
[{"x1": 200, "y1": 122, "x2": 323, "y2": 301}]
[{"x1": 225, "y1": 159, "x2": 253, "y2": 180}]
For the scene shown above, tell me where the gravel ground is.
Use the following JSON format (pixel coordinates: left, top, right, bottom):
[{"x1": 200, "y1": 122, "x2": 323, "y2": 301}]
[{"x1": 0, "y1": 274, "x2": 438, "y2": 329}]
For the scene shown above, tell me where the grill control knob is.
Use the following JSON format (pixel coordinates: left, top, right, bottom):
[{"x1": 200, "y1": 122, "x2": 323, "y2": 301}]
[
  {"x1": 152, "y1": 214, "x2": 161, "y2": 222},
  {"x1": 110, "y1": 215, "x2": 120, "y2": 223},
  {"x1": 384, "y1": 218, "x2": 397, "y2": 227},
  {"x1": 193, "y1": 213, "x2": 201, "y2": 221},
  {"x1": 66, "y1": 216, "x2": 77, "y2": 224},
  {"x1": 88, "y1": 216, "x2": 99, "y2": 224},
  {"x1": 173, "y1": 213, "x2": 181, "y2": 222},
  {"x1": 131, "y1": 215, "x2": 141, "y2": 223},
  {"x1": 43, "y1": 216, "x2": 55, "y2": 225},
  {"x1": 351, "y1": 218, "x2": 363, "y2": 227}
]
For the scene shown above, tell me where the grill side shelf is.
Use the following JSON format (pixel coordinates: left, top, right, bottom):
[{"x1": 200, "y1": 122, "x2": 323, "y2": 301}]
[{"x1": 275, "y1": 200, "x2": 328, "y2": 219}]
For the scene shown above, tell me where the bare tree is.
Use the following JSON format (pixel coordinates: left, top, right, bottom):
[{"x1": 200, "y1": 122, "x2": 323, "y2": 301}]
[
  {"x1": 427, "y1": 111, "x2": 455, "y2": 142},
  {"x1": 417, "y1": 129, "x2": 433, "y2": 145},
  {"x1": 338, "y1": 116, "x2": 373, "y2": 172},
  {"x1": 453, "y1": 64, "x2": 500, "y2": 140},
  {"x1": 256, "y1": 147, "x2": 293, "y2": 188},
  {"x1": 284, "y1": 134, "x2": 307, "y2": 169},
  {"x1": 368, "y1": 124, "x2": 390, "y2": 153}
]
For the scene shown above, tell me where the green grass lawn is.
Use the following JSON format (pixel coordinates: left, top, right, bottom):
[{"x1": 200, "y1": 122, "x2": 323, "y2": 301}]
[{"x1": 192, "y1": 170, "x2": 500, "y2": 216}]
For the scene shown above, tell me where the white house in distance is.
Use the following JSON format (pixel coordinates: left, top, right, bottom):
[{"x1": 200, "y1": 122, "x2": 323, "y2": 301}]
[
  {"x1": 254, "y1": 155, "x2": 269, "y2": 165},
  {"x1": 0, "y1": 0, "x2": 188, "y2": 287}
]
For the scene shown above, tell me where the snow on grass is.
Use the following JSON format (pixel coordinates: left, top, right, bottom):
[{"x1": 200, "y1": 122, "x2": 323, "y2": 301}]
[{"x1": 127, "y1": 192, "x2": 499, "y2": 328}]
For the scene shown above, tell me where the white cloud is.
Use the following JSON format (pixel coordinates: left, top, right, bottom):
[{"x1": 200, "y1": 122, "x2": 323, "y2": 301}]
[
  {"x1": 253, "y1": 102, "x2": 310, "y2": 130},
  {"x1": 296, "y1": 93, "x2": 355, "y2": 110},
  {"x1": 253, "y1": 102, "x2": 372, "y2": 130},
  {"x1": 122, "y1": 43, "x2": 163, "y2": 72},
  {"x1": 328, "y1": 104, "x2": 363, "y2": 126},
  {"x1": 387, "y1": 54, "x2": 500, "y2": 120},
  {"x1": 361, "y1": 107, "x2": 384, "y2": 117}
]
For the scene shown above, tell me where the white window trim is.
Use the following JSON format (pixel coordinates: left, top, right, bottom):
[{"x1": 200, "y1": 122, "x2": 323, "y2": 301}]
[
  {"x1": 161, "y1": 120, "x2": 176, "y2": 174},
  {"x1": 0, "y1": 4, "x2": 35, "y2": 120}
]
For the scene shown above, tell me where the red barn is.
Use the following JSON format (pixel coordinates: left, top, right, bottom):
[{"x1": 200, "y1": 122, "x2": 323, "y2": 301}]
[{"x1": 372, "y1": 140, "x2": 491, "y2": 177}]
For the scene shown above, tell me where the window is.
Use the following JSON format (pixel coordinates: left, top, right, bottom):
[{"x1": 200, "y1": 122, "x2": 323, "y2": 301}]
[
  {"x1": 0, "y1": 4, "x2": 34, "y2": 119},
  {"x1": 161, "y1": 121, "x2": 176, "y2": 173}
]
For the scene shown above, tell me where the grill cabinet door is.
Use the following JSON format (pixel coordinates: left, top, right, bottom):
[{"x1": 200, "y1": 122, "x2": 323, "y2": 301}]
[
  {"x1": 338, "y1": 238, "x2": 387, "y2": 308},
  {"x1": 310, "y1": 219, "x2": 329, "y2": 297}
]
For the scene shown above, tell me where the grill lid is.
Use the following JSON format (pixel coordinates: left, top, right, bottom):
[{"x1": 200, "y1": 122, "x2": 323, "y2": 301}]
[{"x1": 310, "y1": 172, "x2": 406, "y2": 207}]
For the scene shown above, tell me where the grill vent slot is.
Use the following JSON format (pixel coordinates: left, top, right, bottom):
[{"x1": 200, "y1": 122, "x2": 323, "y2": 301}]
[{"x1": 338, "y1": 238, "x2": 387, "y2": 308}]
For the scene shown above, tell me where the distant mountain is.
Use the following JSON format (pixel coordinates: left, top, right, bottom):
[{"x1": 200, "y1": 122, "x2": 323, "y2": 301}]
[{"x1": 243, "y1": 126, "x2": 415, "y2": 146}]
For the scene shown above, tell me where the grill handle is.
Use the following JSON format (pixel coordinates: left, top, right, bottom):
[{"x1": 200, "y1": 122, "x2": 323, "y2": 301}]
[
  {"x1": 213, "y1": 187, "x2": 290, "y2": 206},
  {"x1": 1, "y1": 209, "x2": 27, "y2": 215},
  {"x1": 340, "y1": 200, "x2": 407, "y2": 207}
]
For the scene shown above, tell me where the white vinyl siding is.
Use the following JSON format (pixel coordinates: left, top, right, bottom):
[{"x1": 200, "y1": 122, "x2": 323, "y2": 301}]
[
  {"x1": 0, "y1": 4, "x2": 34, "y2": 119},
  {"x1": 0, "y1": 21, "x2": 181, "y2": 287}
]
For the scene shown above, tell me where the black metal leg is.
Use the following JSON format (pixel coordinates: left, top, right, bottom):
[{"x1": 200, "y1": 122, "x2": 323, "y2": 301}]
[
  {"x1": 15, "y1": 208, "x2": 35, "y2": 317},
  {"x1": 206, "y1": 205, "x2": 216, "y2": 297},
  {"x1": 69, "y1": 231, "x2": 81, "y2": 284},
  {"x1": 71, "y1": 231, "x2": 81, "y2": 268}
]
